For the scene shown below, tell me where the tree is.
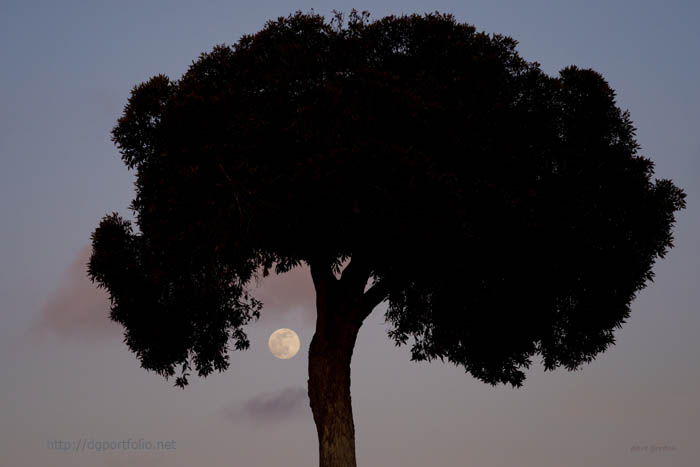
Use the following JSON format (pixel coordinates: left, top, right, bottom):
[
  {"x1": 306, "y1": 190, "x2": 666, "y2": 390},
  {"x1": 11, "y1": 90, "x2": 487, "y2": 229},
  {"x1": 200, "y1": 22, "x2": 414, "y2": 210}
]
[{"x1": 88, "y1": 10, "x2": 686, "y2": 467}]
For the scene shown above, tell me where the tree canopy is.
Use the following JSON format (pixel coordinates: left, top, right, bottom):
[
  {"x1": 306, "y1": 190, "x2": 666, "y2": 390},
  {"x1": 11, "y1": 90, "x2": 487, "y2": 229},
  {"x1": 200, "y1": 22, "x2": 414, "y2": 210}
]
[{"x1": 89, "y1": 10, "x2": 686, "y2": 388}]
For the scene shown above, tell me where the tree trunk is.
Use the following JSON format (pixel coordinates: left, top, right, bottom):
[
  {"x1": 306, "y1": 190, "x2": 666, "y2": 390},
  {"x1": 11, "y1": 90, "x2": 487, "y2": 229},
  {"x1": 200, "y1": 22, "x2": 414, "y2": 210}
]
[
  {"x1": 307, "y1": 261, "x2": 366, "y2": 467},
  {"x1": 308, "y1": 322, "x2": 361, "y2": 467},
  {"x1": 307, "y1": 256, "x2": 388, "y2": 467}
]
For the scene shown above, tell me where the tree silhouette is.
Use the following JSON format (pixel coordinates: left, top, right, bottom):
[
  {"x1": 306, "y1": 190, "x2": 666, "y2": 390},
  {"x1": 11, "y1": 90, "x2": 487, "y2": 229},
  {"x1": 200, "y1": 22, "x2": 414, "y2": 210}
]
[{"x1": 88, "y1": 10, "x2": 686, "y2": 467}]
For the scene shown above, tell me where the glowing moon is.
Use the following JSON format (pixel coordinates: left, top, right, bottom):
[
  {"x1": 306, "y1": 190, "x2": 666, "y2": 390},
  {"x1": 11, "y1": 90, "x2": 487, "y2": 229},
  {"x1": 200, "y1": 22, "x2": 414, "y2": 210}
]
[{"x1": 268, "y1": 328, "x2": 301, "y2": 359}]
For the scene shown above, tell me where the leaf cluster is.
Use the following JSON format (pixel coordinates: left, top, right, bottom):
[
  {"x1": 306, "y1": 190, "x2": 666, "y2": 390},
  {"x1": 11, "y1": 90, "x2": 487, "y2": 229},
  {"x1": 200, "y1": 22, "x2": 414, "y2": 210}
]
[{"x1": 90, "y1": 10, "x2": 685, "y2": 386}]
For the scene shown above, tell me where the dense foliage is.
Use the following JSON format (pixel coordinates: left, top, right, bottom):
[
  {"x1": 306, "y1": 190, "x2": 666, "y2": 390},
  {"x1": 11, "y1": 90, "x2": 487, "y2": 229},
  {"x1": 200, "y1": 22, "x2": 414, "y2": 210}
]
[{"x1": 89, "y1": 10, "x2": 685, "y2": 387}]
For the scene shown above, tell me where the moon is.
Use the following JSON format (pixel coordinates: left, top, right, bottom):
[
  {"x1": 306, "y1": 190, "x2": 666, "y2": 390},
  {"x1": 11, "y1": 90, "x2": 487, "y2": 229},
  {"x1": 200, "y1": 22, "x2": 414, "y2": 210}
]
[{"x1": 268, "y1": 328, "x2": 301, "y2": 359}]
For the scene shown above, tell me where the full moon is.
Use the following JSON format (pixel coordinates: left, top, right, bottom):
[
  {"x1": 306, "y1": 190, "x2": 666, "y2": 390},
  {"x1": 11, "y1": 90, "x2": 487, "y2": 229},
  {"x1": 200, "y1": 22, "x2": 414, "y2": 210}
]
[{"x1": 268, "y1": 328, "x2": 301, "y2": 359}]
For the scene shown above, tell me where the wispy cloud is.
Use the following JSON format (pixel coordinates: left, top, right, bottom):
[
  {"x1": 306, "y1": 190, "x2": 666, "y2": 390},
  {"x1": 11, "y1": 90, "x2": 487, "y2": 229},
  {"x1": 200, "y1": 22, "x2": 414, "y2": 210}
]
[
  {"x1": 31, "y1": 244, "x2": 120, "y2": 340},
  {"x1": 223, "y1": 387, "x2": 308, "y2": 425},
  {"x1": 31, "y1": 243, "x2": 320, "y2": 340},
  {"x1": 249, "y1": 264, "x2": 316, "y2": 324}
]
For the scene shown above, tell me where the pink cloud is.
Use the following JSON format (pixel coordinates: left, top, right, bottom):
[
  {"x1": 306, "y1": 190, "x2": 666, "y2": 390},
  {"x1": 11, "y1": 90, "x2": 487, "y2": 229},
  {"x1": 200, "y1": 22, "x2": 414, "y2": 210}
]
[
  {"x1": 249, "y1": 263, "x2": 317, "y2": 324},
  {"x1": 31, "y1": 244, "x2": 120, "y2": 340},
  {"x1": 31, "y1": 244, "x2": 321, "y2": 340},
  {"x1": 249, "y1": 257, "x2": 354, "y2": 324}
]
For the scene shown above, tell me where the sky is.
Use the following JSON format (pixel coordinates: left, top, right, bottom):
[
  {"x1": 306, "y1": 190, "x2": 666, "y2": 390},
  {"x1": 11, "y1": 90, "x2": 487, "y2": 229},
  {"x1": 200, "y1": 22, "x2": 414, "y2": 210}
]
[{"x1": 1, "y1": 1, "x2": 698, "y2": 466}]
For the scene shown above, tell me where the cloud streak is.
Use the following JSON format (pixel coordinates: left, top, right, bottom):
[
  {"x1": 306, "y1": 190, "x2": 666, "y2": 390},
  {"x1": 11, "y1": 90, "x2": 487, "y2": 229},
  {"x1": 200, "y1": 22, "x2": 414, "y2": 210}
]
[
  {"x1": 31, "y1": 244, "x2": 120, "y2": 340},
  {"x1": 224, "y1": 387, "x2": 308, "y2": 425},
  {"x1": 250, "y1": 264, "x2": 316, "y2": 323},
  {"x1": 31, "y1": 243, "x2": 321, "y2": 340}
]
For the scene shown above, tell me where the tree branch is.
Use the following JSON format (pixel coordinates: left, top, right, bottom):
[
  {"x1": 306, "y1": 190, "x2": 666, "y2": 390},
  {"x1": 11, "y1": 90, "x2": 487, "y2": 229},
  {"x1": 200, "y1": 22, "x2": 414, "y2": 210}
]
[
  {"x1": 359, "y1": 277, "x2": 392, "y2": 320},
  {"x1": 339, "y1": 253, "x2": 372, "y2": 297}
]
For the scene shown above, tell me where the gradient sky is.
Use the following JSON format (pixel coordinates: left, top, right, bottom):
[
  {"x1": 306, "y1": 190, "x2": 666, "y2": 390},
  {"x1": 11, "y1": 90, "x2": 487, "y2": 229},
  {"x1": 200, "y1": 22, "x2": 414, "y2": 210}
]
[{"x1": 1, "y1": 1, "x2": 698, "y2": 466}]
